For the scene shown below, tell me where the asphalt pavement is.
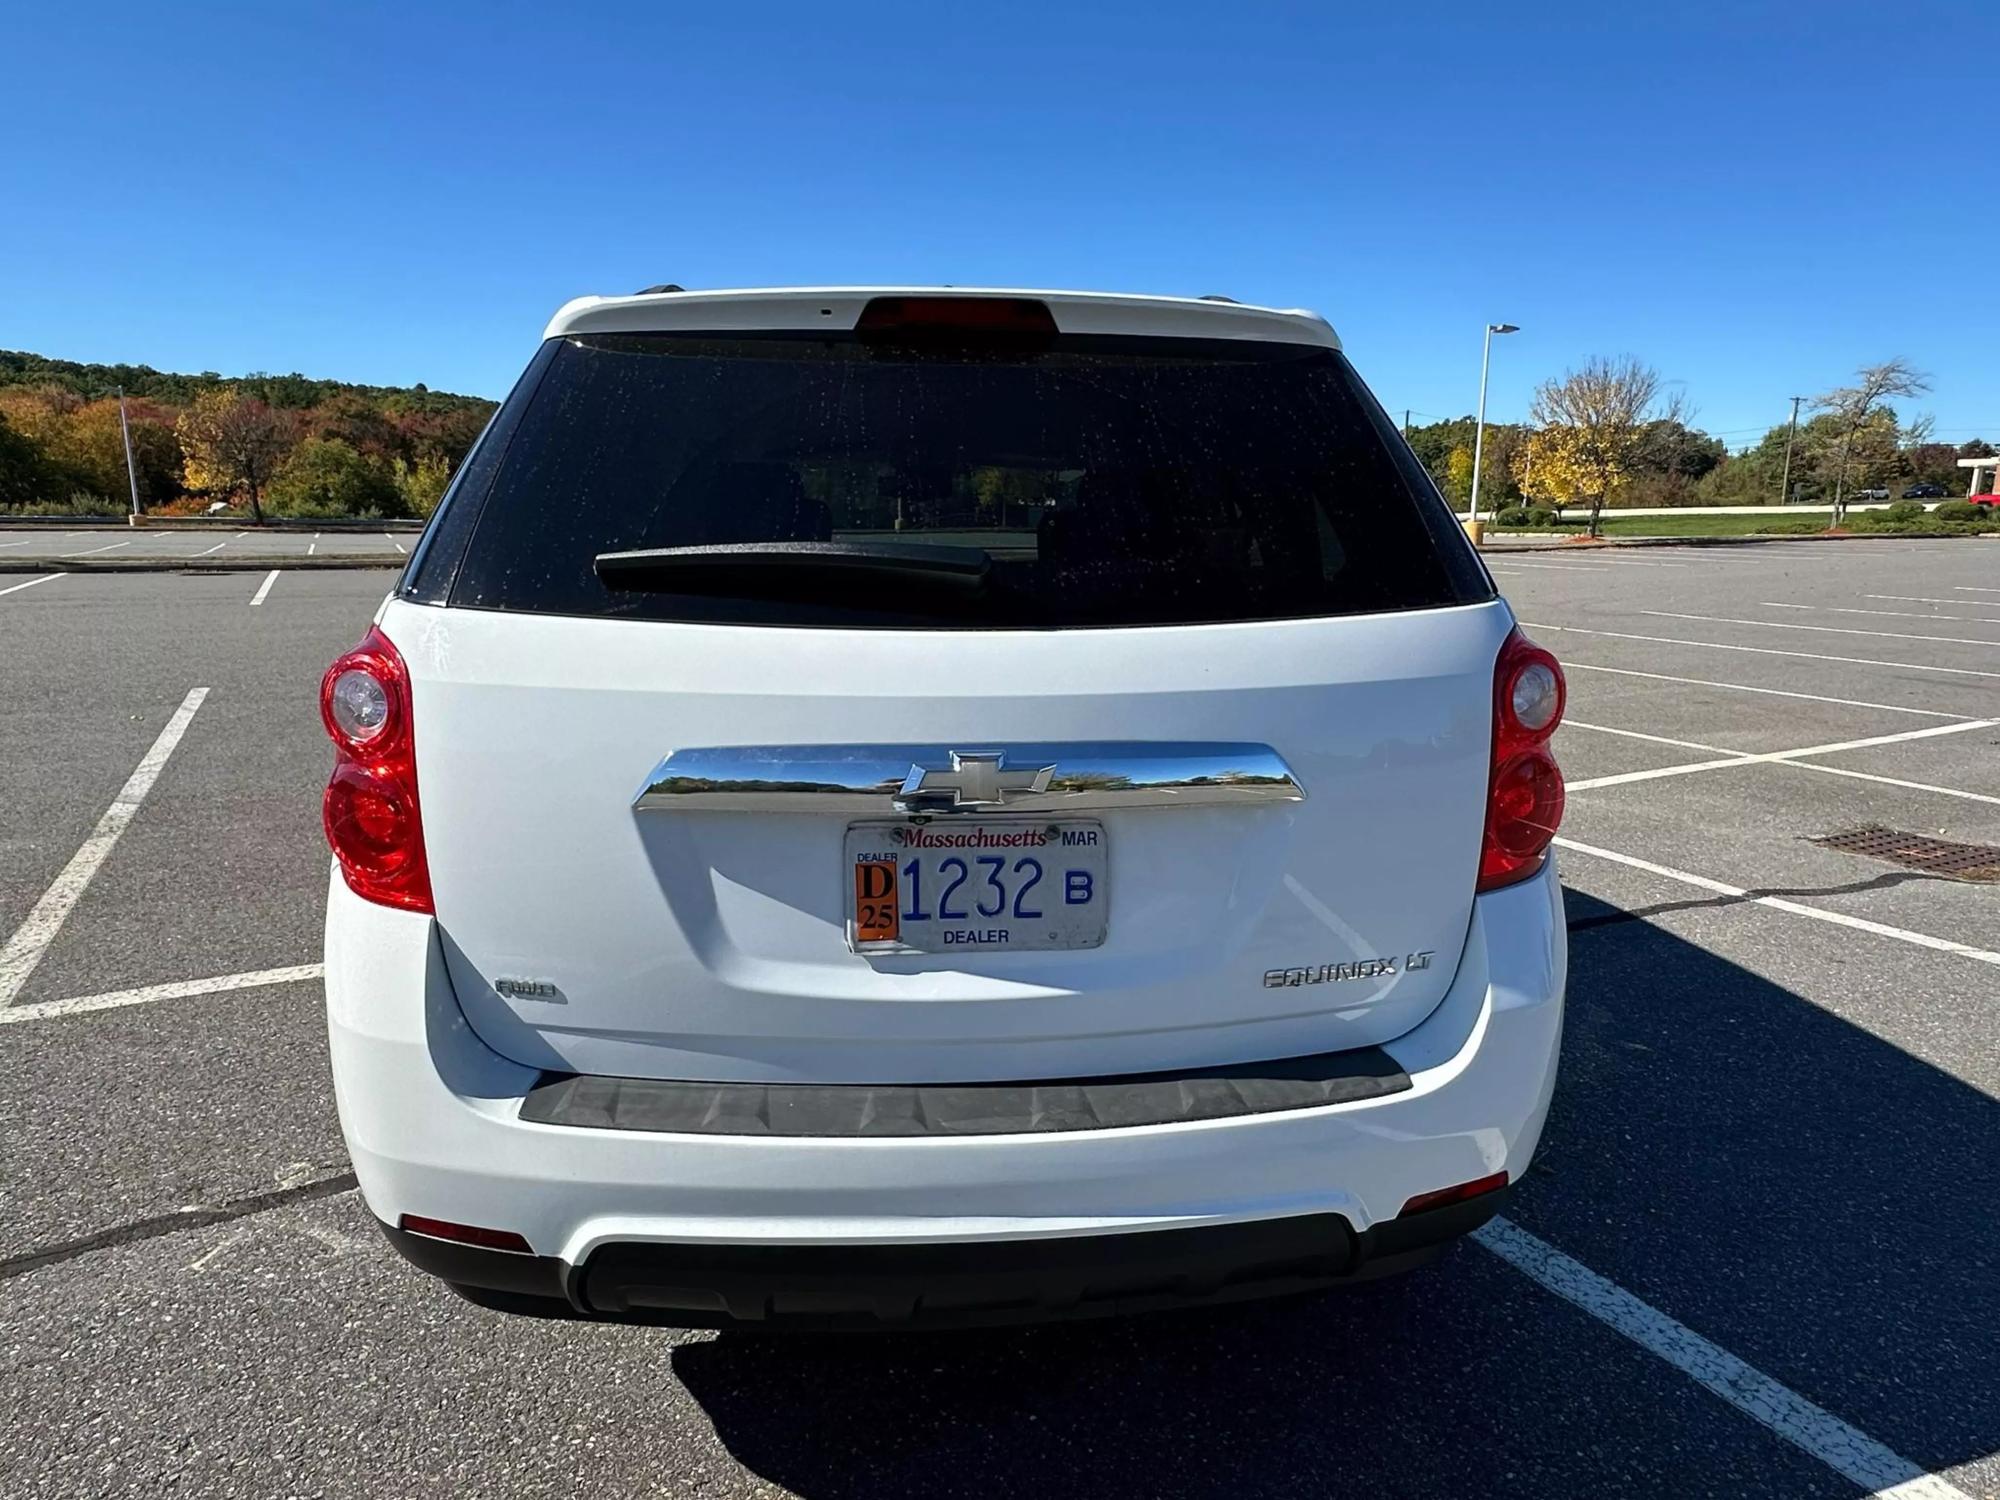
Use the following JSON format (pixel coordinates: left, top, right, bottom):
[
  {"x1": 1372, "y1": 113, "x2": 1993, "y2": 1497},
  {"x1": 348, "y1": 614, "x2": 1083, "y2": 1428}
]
[
  {"x1": 0, "y1": 524, "x2": 408, "y2": 567},
  {"x1": 3, "y1": 540, "x2": 1998, "y2": 1498}
]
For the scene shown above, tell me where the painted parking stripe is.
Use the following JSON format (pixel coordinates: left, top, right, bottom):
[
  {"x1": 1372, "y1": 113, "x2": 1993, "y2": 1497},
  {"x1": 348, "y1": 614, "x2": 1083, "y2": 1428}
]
[
  {"x1": 1559, "y1": 661, "x2": 1971, "y2": 719},
  {"x1": 1553, "y1": 837, "x2": 2000, "y2": 967},
  {"x1": 1778, "y1": 758, "x2": 2000, "y2": 808},
  {"x1": 0, "y1": 574, "x2": 62, "y2": 598},
  {"x1": 1486, "y1": 559, "x2": 1617, "y2": 573},
  {"x1": 61, "y1": 540, "x2": 131, "y2": 558},
  {"x1": 1642, "y1": 610, "x2": 2000, "y2": 649},
  {"x1": 1525, "y1": 622, "x2": 2000, "y2": 682},
  {"x1": 1764, "y1": 602, "x2": 2000, "y2": 626},
  {"x1": 0, "y1": 688, "x2": 211, "y2": 1007},
  {"x1": 0, "y1": 964, "x2": 322, "y2": 1025},
  {"x1": 187, "y1": 541, "x2": 227, "y2": 558},
  {"x1": 1562, "y1": 718, "x2": 2000, "y2": 802},
  {"x1": 385, "y1": 532, "x2": 408, "y2": 555},
  {"x1": 0, "y1": 539, "x2": 33, "y2": 549},
  {"x1": 249, "y1": 570, "x2": 279, "y2": 606},
  {"x1": 1475, "y1": 1219, "x2": 1971, "y2": 1499},
  {"x1": 1867, "y1": 595, "x2": 1992, "y2": 606},
  {"x1": 1956, "y1": 586, "x2": 2000, "y2": 594}
]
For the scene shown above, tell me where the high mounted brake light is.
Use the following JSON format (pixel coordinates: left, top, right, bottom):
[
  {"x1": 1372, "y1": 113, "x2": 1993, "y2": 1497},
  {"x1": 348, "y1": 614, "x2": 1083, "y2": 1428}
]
[
  {"x1": 320, "y1": 626, "x2": 433, "y2": 913},
  {"x1": 1477, "y1": 627, "x2": 1567, "y2": 892},
  {"x1": 855, "y1": 296, "x2": 1059, "y2": 340}
]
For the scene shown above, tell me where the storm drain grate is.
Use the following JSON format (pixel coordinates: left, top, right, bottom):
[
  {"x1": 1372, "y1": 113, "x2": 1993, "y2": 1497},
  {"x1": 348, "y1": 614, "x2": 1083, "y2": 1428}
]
[{"x1": 1810, "y1": 825, "x2": 2000, "y2": 882}]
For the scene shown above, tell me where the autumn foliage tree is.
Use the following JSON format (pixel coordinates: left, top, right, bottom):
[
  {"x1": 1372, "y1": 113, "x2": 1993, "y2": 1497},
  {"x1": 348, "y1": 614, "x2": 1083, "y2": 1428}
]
[
  {"x1": 1519, "y1": 357, "x2": 1687, "y2": 537},
  {"x1": 177, "y1": 390, "x2": 300, "y2": 522}
]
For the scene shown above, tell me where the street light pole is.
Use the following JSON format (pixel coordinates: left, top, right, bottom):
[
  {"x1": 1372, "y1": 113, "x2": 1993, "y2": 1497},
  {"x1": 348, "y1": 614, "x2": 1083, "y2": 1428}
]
[
  {"x1": 1468, "y1": 323, "x2": 1518, "y2": 526},
  {"x1": 115, "y1": 386, "x2": 142, "y2": 521}
]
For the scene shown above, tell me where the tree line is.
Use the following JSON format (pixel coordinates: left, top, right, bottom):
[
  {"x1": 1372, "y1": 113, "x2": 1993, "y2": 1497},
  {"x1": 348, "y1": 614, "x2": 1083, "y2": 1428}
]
[
  {"x1": 0, "y1": 350, "x2": 496, "y2": 521},
  {"x1": 1406, "y1": 356, "x2": 1990, "y2": 535}
]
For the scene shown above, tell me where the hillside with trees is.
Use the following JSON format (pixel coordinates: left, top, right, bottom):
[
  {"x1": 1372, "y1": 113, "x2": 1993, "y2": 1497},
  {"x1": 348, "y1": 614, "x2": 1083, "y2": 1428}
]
[{"x1": 0, "y1": 350, "x2": 495, "y2": 519}]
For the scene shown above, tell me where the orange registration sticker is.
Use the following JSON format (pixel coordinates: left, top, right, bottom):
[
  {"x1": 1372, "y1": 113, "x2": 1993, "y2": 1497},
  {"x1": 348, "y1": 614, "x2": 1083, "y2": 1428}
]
[{"x1": 852, "y1": 856, "x2": 901, "y2": 945}]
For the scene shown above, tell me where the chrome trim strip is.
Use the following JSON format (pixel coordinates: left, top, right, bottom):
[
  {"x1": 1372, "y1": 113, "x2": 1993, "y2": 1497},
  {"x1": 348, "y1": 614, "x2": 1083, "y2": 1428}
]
[{"x1": 634, "y1": 742, "x2": 1305, "y2": 814}]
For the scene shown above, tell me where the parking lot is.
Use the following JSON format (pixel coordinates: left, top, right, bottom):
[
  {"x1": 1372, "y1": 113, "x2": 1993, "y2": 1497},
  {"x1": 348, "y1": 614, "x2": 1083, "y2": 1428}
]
[
  {"x1": 3, "y1": 536, "x2": 1997, "y2": 1498},
  {"x1": 0, "y1": 525, "x2": 408, "y2": 565}
]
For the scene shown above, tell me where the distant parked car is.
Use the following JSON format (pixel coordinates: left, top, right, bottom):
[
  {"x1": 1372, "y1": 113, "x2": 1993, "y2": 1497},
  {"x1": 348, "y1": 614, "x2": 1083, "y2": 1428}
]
[
  {"x1": 1974, "y1": 493, "x2": 1998, "y2": 509},
  {"x1": 1902, "y1": 484, "x2": 1946, "y2": 499},
  {"x1": 1851, "y1": 488, "x2": 1890, "y2": 502}
]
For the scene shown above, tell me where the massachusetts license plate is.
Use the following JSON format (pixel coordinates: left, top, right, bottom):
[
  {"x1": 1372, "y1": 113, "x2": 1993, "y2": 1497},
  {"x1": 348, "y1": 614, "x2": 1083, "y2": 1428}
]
[{"x1": 845, "y1": 821, "x2": 1108, "y2": 954}]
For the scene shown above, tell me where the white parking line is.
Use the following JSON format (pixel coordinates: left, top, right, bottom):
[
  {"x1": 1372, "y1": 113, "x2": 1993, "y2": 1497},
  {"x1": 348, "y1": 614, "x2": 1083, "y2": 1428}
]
[
  {"x1": 1475, "y1": 1218, "x2": 1971, "y2": 1499},
  {"x1": 0, "y1": 539, "x2": 33, "y2": 549},
  {"x1": 1562, "y1": 718, "x2": 2000, "y2": 803},
  {"x1": 1487, "y1": 559, "x2": 1617, "y2": 573},
  {"x1": 0, "y1": 574, "x2": 62, "y2": 598},
  {"x1": 1526, "y1": 622, "x2": 2000, "y2": 682},
  {"x1": 385, "y1": 532, "x2": 407, "y2": 555},
  {"x1": 187, "y1": 542, "x2": 227, "y2": 558},
  {"x1": 0, "y1": 687, "x2": 211, "y2": 1007},
  {"x1": 308, "y1": 541, "x2": 317, "y2": 556},
  {"x1": 1869, "y1": 595, "x2": 2000, "y2": 607},
  {"x1": 249, "y1": 570, "x2": 280, "y2": 606},
  {"x1": 1957, "y1": 586, "x2": 2000, "y2": 594},
  {"x1": 1542, "y1": 662, "x2": 1971, "y2": 720},
  {"x1": 1554, "y1": 836, "x2": 2000, "y2": 967},
  {"x1": 1765, "y1": 603, "x2": 2000, "y2": 626},
  {"x1": 1778, "y1": 758, "x2": 2000, "y2": 808},
  {"x1": 0, "y1": 963, "x2": 323, "y2": 1025},
  {"x1": 1642, "y1": 610, "x2": 2000, "y2": 649},
  {"x1": 60, "y1": 540, "x2": 131, "y2": 558}
]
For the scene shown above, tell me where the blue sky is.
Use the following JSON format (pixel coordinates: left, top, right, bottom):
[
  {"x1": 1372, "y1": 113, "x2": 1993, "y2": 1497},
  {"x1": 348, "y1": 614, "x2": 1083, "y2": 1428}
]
[{"x1": 5, "y1": 1, "x2": 1994, "y2": 447}]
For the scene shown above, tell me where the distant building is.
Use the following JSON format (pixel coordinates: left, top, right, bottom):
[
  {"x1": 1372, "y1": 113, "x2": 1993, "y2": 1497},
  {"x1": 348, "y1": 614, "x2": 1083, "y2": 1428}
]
[{"x1": 1959, "y1": 455, "x2": 1997, "y2": 498}]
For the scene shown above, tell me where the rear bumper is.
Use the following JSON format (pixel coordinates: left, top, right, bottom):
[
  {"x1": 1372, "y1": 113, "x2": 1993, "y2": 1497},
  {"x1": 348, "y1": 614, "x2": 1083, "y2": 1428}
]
[
  {"x1": 325, "y1": 858, "x2": 1565, "y2": 1323},
  {"x1": 381, "y1": 1188, "x2": 1509, "y2": 1328}
]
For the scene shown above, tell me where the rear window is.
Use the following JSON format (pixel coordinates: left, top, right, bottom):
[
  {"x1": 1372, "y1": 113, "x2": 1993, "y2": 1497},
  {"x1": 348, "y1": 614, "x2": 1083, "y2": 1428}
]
[{"x1": 418, "y1": 331, "x2": 1490, "y2": 628}]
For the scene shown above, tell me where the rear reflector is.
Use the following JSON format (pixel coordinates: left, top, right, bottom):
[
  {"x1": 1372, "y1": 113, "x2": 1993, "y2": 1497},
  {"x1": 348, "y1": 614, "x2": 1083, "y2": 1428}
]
[
  {"x1": 855, "y1": 295, "x2": 1058, "y2": 340},
  {"x1": 1398, "y1": 1171, "x2": 1508, "y2": 1218},
  {"x1": 397, "y1": 1214, "x2": 534, "y2": 1255}
]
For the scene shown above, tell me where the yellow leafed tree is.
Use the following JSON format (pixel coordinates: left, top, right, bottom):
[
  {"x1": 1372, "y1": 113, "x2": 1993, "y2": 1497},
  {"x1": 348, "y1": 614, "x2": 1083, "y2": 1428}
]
[
  {"x1": 1512, "y1": 425, "x2": 1607, "y2": 521},
  {"x1": 1520, "y1": 357, "x2": 1683, "y2": 536}
]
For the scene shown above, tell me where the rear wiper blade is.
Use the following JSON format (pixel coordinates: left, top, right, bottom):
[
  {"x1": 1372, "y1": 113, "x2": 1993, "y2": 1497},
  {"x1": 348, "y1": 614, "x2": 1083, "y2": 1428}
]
[{"x1": 594, "y1": 540, "x2": 992, "y2": 594}]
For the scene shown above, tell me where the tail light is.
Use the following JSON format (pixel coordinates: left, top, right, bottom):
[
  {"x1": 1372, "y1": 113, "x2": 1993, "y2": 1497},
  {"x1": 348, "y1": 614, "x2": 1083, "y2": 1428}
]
[
  {"x1": 1478, "y1": 627, "x2": 1566, "y2": 892},
  {"x1": 1399, "y1": 1170, "x2": 1509, "y2": 1218},
  {"x1": 319, "y1": 626, "x2": 432, "y2": 913}
]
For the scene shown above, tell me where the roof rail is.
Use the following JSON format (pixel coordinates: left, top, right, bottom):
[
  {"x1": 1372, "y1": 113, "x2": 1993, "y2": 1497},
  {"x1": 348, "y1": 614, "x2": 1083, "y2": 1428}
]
[
  {"x1": 1198, "y1": 294, "x2": 1240, "y2": 303},
  {"x1": 635, "y1": 283, "x2": 686, "y2": 295}
]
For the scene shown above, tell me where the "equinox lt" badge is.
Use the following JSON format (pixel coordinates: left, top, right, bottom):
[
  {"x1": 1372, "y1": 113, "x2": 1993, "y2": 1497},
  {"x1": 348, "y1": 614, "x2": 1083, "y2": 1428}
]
[{"x1": 1262, "y1": 951, "x2": 1434, "y2": 987}]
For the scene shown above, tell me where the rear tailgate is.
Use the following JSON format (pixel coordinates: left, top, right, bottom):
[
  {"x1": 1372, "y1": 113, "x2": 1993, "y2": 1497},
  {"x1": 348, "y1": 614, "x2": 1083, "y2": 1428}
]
[{"x1": 396, "y1": 597, "x2": 1508, "y2": 1083}]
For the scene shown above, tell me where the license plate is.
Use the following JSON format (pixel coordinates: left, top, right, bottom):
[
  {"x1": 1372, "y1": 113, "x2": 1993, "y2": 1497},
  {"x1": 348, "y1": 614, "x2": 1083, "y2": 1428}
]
[{"x1": 845, "y1": 820, "x2": 1108, "y2": 954}]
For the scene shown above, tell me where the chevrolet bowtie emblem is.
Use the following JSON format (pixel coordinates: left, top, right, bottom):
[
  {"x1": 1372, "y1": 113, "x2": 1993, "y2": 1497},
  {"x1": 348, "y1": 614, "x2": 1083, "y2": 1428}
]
[{"x1": 896, "y1": 750, "x2": 1056, "y2": 812}]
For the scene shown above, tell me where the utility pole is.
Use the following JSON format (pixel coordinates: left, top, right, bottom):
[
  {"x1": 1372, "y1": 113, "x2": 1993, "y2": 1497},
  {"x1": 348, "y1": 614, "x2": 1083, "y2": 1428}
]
[
  {"x1": 1403, "y1": 409, "x2": 1411, "y2": 438},
  {"x1": 115, "y1": 387, "x2": 142, "y2": 521},
  {"x1": 1776, "y1": 395, "x2": 1803, "y2": 506}
]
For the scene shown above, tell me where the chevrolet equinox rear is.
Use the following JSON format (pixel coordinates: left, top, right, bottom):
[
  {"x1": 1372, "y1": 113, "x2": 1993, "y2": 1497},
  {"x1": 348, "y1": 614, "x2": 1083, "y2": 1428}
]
[{"x1": 320, "y1": 287, "x2": 1568, "y2": 1327}]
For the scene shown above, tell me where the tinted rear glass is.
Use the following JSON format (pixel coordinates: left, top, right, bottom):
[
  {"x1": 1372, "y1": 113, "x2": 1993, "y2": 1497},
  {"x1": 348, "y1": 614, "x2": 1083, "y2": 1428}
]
[{"x1": 430, "y1": 331, "x2": 1489, "y2": 628}]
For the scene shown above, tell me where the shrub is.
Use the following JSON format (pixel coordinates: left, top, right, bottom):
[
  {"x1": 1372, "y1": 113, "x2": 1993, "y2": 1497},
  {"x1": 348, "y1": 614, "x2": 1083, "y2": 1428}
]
[
  {"x1": 1493, "y1": 505, "x2": 1532, "y2": 527},
  {"x1": 1932, "y1": 500, "x2": 1980, "y2": 524},
  {"x1": 1881, "y1": 500, "x2": 1925, "y2": 521},
  {"x1": 266, "y1": 437, "x2": 401, "y2": 518},
  {"x1": 1750, "y1": 518, "x2": 1826, "y2": 535},
  {"x1": 1526, "y1": 504, "x2": 1560, "y2": 527},
  {"x1": 3, "y1": 489, "x2": 125, "y2": 517}
]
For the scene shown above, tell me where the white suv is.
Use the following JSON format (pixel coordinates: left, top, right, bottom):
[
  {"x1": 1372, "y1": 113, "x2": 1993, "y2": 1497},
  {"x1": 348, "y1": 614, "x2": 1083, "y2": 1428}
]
[{"x1": 320, "y1": 287, "x2": 1568, "y2": 1328}]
